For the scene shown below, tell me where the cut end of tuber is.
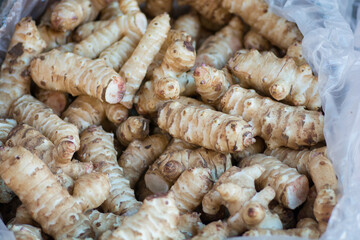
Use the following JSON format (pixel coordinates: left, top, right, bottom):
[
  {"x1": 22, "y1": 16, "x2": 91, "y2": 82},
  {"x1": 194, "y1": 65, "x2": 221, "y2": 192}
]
[
  {"x1": 145, "y1": 173, "x2": 170, "y2": 194},
  {"x1": 284, "y1": 175, "x2": 309, "y2": 209},
  {"x1": 104, "y1": 77, "x2": 126, "y2": 104}
]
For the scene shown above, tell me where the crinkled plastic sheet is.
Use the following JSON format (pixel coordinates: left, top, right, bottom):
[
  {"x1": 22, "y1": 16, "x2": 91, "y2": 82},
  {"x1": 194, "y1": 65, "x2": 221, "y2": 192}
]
[{"x1": 1, "y1": 0, "x2": 360, "y2": 240}]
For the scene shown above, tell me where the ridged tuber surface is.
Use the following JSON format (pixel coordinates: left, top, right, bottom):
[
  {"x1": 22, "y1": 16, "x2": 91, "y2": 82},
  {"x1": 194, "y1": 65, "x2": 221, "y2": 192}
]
[
  {"x1": 0, "y1": 146, "x2": 92, "y2": 239},
  {"x1": 74, "y1": 12, "x2": 147, "y2": 59},
  {"x1": 225, "y1": 186, "x2": 282, "y2": 236},
  {"x1": 264, "y1": 147, "x2": 337, "y2": 192},
  {"x1": 85, "y1": 209, "x2": 124, "y2": 238},
  {"x1": 118, "y1": 134, "x2": 169, "y2": 188},
  {"x1": 178, "y1": 212, "x2": 204, "y2": 238},
  {"x1": 195, "y1": 17, "x2": 244, "y2": 69},
  {"x1": 118, "y1": 0, "x2": 141, "y2": 14},
  {"x1": 170, "y1": 168, "x2": 213, "y2": 213},
  {"x1": 157, "y1": 101, "x2": 256, "y2": 153},
  {"x1": 119, "y1": 13, "x2": 171, "y2": 109},
  {"x1": 174, "y1": 12, "x2": 201, "y2": 42},
  {"x1": 50, "y1": 0, "x2": 112, "y2": 31},
  {"x1": 192, "y1": 220, "x2": 229, "y2": 240},
  {"x1": 107, "y1": 192, "x2": 184, "y2": 240},
  {"x1": 33, "y1": 88, "x2": 68, "y2": 116},
  {"x1": 78, "y1": 125, "x2": 141, "y2": 215},
  {"x1": 30, "y1": 49, "x2": 126, "y2": 104},
  {"x1": 194, "y1": 65, "x2": 232, "y2": 106},
  {"x1": 0, "y1": 17, "x2": 46, "y2": 117},
  {"x1": 100, "y1": 1, "x2": 123, "y2": 20},
  {"x1": 314, "y1": 188, "x2": 337, "y2": 233},
  {"x1": 72, "y1": 172, "x2": 110, "y2": 211},
  {"x1": 116, "y1": 116, "x2": 150, "y2": 146},
  {"x1": 220, "y1": 85, "x2": 324, "y2": 149},
  {"x1": 0, "y1": 119, "x2": 16, "y2": 144},
  {"x1": 72, "y1": 20, "x2": 112, "y2": 42},
  {"x1": 145, "y1": 0, "x2": 173, "y2": 17},
  {"x1": 202, "y1": 165, "x2": 264, "y2": 215},
  {"x1": 243, "y1": 29, "x2": 272, "y2": 51},
  {"x1": 232, "y1": 137, "x2": 266, "y2": 163},
  {"x1": 10, "y1": 95, "x2": 80, "y2": 164},
  {"x1": 178, "y1": 0, "x2": 231, "y2": 28},
  {"x1": 240, "y1": 154, "x2": 309, "y2": 209},
  {"x1": 286, "y1": 41, "x2": 306, "y2": 66},
  {"x1": 103, "y1": 102, "x2": 129, "y2": 124},
  {"x1": 6, "y1": 123, "x2": 93, "y2": 180},
  {"x1": 175, "y1": 96, "x2": 215, "y2": 110},
  {"x1": 243, "y1": 218, "x2": 320, "y2": 239},
  {"x1": 222, "y1": 0, "x2": 302, "y2": 49},
  {"x1": 38, "y1": 25, "x2": 71, "y2": 51},
  {"x1": 62, "y1": 95, "x2": 106, "y2": 133},
  {"x1": 8, "y1": 224, "x2": 43, "y2": 240},
  {"x1": 228, "y1": 49, "x2": 320, "y2": 110},
  {"x1": 145, "y1": 147, "x2": 231, "y2": 193}
]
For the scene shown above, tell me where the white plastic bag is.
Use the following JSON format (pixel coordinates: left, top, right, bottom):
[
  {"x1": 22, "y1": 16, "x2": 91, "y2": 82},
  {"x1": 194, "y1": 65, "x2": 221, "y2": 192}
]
[{"x1": 1, "y1": 0, "x2": 360, "y2": 239}]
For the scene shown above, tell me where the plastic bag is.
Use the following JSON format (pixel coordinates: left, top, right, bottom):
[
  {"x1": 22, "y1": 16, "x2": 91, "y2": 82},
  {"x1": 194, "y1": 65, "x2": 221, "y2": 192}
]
[{"x1": 1, "y1": 0, "x2": 360, "y2": 239}]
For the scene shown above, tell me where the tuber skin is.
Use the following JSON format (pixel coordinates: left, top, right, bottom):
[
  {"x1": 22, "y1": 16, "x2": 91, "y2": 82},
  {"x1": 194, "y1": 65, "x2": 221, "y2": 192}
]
[
  {"x1": 85, "y1": 209, "x2": 124, "y2": 238},
  {"x1": 107, "y1": 192, "x2": 184, "y2": 240},
  {"x1": 0, "y1": 119, "x2": 16, "y2": 145},
  {"x1": 170, "y1": 168, "x2": 213, "y2": 213},
  {"x1": 286, "y1": 41, "x2": 306, "y2": 66},
  {"x1": 157, "y1": 101, "x2": 256, "y2": 153},
  {"x1": 0, "y1": 146, "x2": 93, "y2": 239},
  {"x1": 192, "y1": 220, "x2": 229, "y2": 240},
  {"x1": 222, "y1": 0, "x2": 302, "y2": 49},
  {"x1": 118, "y1": 134, "x2": 169, "y2": 188},
  {"x1": 72, "y1": 20, "x2": 112, "y2": 42},
  {"x1": 30, "y1": 50, "x2": 126, "y2": 104},
  {"x1": 0, "y1": 17, "x2": 46, "y2": 117},
  {"x1": 202, "y1": 165, "x2": 264, "y2": 216},
  {"x1": 118, "y1": 0, "x2": 141, "y2": 14},
  {"x1": 9, "y1": 95, "x2": 80, "y2": 164},
  {"x1": 227, "y1": 50, "x2": 320, "y2": 110},
  {"x1": 240, "y1": 154, "x2": 309, "y2": 209},
  {"x1": 232, "y1": 137, "x2": 266, "y2": 164},
  {"x1": 243, "y1": 29, "x2": 272, "y2": 51},
  {"x1": 8, "y1": 224, "x2": 43, "y2": 240},
  {"x1": 178, "y1": 212, "x2": 204, "y2": 238},
  {"x1": 195, "y1": 17, "x2": 244, "y2": 69},
  {"x1": 145, "y1": 147, "x2": 231, "y2": 193},
  {"x1": 33, "y1": 87, "x2": 68, "y2": 116},
  {"x1": 119, "y1": 13, "x2": 171, "y2": 109},
  {"x1": 174, "y1": 11, "x2": 201, "y2": 43},
  {"x1": 78, "y1": 125, "x2": 141, "y2": 215},
  {"x1": 100, "y1": 1, "x2": 123, "y2": 20},
  {"x1": 116, "y1": 116, "x2": 150, "y2": 146},
  {"x1": 220, "y1": 85, "x2": 324, "y2": 149},
  {"x1": 145, "y1": 0, "x2": 173, "y2": 17}
]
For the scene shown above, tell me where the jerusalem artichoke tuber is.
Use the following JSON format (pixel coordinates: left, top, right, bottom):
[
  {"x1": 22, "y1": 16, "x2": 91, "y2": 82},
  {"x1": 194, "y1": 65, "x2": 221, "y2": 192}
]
[
  {"x1": 115, "y1": 116, "x2": 150, "y2": 146},
  {"x1": 100, "y1": 1, "x2": 123, "y2": 20},
  {"x1": 33, "y1": 88, "x2": 68, "y2": 116}
]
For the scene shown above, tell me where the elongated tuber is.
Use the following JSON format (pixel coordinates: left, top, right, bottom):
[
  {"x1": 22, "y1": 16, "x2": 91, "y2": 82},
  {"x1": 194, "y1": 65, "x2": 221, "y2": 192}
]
[
  {"x1": 174, "y1": 11, "x2": 201, "y2": 43},
  {"x1": 119, "y1": 13, "x2": 171, "y2": 109},
  {"x1": 158, "y1": 101, "x2": 256, "y2": 153},
  {"x1": 0, "y1": 17, "x2": 46, "y2": 117},
  {"x1": 78, "y1": 125, "x2": 141, "y2": 215},
  {"x1": 116, "y1": 116, "x2": 150, "y2": 146},
  {"x1": 10, "y1": 95, "x2": 80, "y2": 164},
  {"x1": 222, "y1": 0, "x2": 302, "y2": 49},
  {"x1": 202, "y1": 165, "x2": 264, "y2": 215},
  {"x1": 170, "y1": 168, "x2": 213, "y2": 213},
  {"x1": 118, "y1": 0, "x2": 141, "y2": 14},
  {"x1": 240, "y1": 154, "x2": 309, "y2": 209},
  {"x1": 107, "y1": 192, "x2": 184, "y2": 240},
  {"x1": 220, "y1": 85, "x2": 324, "y2": 149},
  {"x1": 100, "y1": 1, "x2": 123, "y2": 20},
  {"x1": 0, "y1": 146, "x2": 92, "y2": 239},
  {"x1": 118, "y1": 134, "x2": 169, "y2": 188},
  {"x1": 30, "y1": 49, "x2": 126, "y2": 104},
  {"x1": 145, "y1": 147, "x2": 231, "y2": 193},
  {"x1": 228, "y1": 50, "x2": 320, "y2": 110},
  {"x1": 195, "y1": 17, "x2": 244, "y2": 69},
  {"x1": 72, "y1": 20, "x2": 112, "y2": 42}
]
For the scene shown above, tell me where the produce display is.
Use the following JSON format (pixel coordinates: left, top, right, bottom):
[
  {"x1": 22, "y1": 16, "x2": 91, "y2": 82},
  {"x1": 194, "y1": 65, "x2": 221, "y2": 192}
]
[{"x1": 0, "y1": 0, "x2": 338, "y2": 239}]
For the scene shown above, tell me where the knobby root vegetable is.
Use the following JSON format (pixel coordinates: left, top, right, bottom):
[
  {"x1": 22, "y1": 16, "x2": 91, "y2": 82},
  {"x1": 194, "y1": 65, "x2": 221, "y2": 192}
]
[
  {"x1": 119, "y1": 13, "x2": 171, "y2": 109},
  {"x1": 174, "y1": 11, "x2": 201, "y2": 43},
  {"x1": 8, "y1": 224, "x2": 43, "y2": 240},
  {"x1": 78, "y1": 125, "x2": 141, "y2": 215},
  {"x1": 178, "y1": 212, "x2": 204, "y2": 238},
  {"x1": 118, "y1": 0, "x2": 141, "y2": 14},
  {"x1": 73, "y1": 12, "x2": 147, "y2": 58},
  {"x1": 195, "y1": 17, "x2": 244, "y2": 69},
  {"x1": 202, "y1": 165, "x2": 264, "y2": 215},
  {"x1": 192, "y1": 220, "x2": 229, "y2": 240},
  {"x1": 9, "y1": 95, "x2": 80, "y2": 164},
  {"x1": 100, "y1": 1, "x2": 123, "y2": 20},
  {"x1": 0, "y1": 146, "x2": 93, "y2": 239},
  {"x1": 157, "y1": 101, "x2": 256, "y2": 153},
  {"x1": 228, "y1": 49, "x2": 320, "y2": 110},
  {"x1": 225, "y1": 186, "x2": 282, "y2": 236},
  {"x1": 0, "y1": 119, "x2": 16, "y2": 145},
  {"x1": 222, "y1": 0, "x2": 302, "y2": 49},
  {"x1": 118, "y1": 134, "x2": 169, "y2": 188},
  {"x1": 0, "y1": 17, "x2": 46, "y2": 117},
  {"x1": 115, "y1": 116, "x2": 150, "y2": 146},
  {"x1": 107, "y1": 192, "x2": 184, "y2": 240},
  {"x1": 240, "y1": 154, "x2": 309, "y2": 209},
  {"x1": 232, "y1": 137, "x2": 266, "y2": 163},
  {"x1": 170, "y1": 168, "x2": 213, "y2": 213},
  {"x1": 145, "y1": 147, "x2": 231, "y2": 193},
  {"x1": 220, "y1": 85, "x2": 324, "y2": 149},
  {"x1": 30, "y1": 50, "x2": 126, "y2": 104},
  {"x1": 85, "y1": 209, "x2": 124, "y2": 238},
  {"x1": 286, "y1": 41, "x2": 306, "y2": 66},
  {"x1": 72, "y1": 20, "x2": 112, "y2": 42},
  {"x1": 243, "y1": 29, "x2": 272, "y2": 51}
]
